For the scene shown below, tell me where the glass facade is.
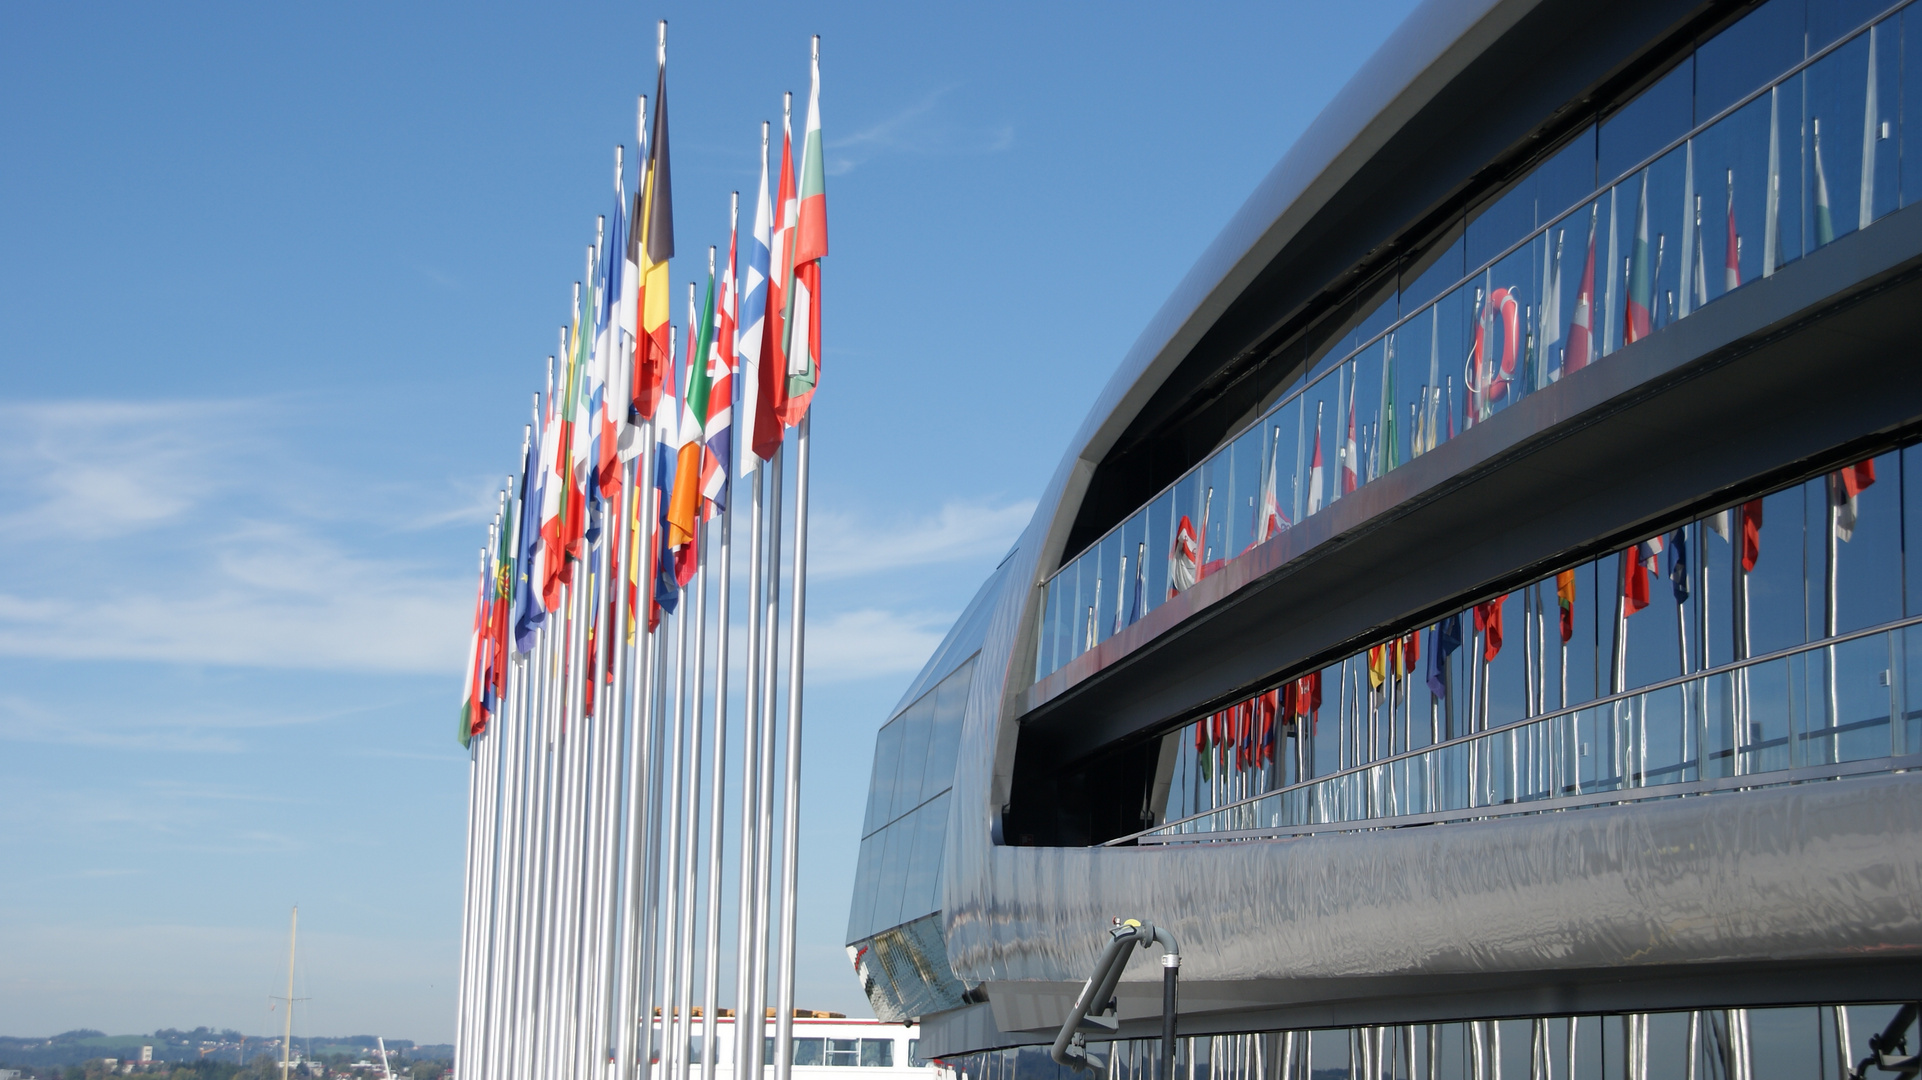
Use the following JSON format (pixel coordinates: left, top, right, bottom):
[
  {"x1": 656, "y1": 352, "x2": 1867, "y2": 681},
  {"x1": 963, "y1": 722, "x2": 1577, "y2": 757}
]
[
  {"x1": 1036, "y1": 0, "x2": 1917, "y2": 681},
  {"x1": 1139, "y1": 444, "x2": 1916, "y2": 841},
  {"x1": 933, "y1": 1004, "x2": 1918, "y2": 1080},
  {"x1": 849, "y1": 657, "x2": 974, "y2": 944}
]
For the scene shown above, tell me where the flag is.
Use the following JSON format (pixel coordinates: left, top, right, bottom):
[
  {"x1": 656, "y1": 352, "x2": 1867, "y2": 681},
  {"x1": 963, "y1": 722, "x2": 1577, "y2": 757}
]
[
  {"x1": 1293, "y1": 670, "x2": 1323, "y2": 732},
  {"x1": 568, "y1": 276, "x2": 600, "y2": 551},
  {"x1": 1540, "y1": 229, "x2": 1564, "y2": 385},
  {"x1": 782, "y1": 42, "x2": 827, "y2": 422},
  {"x1": 1256, "y1": 437, "x2": 1288, "y2": 542},
  {"x1": 1169, "y1": 515, "x2": 1199, "y2": 596},
  {"x1": 1669, "y1": 528, "x2": 1690, "y2": 604},
  {"x1": 1400, "y1": 629, "x2": 1421, "y2": 675},
  {"x1": 1813, "y1": 118, "x2": 1835, "y2": 247},
  {"x1": 1624, "y1": 172, "x2": 1653, "y2": 345},
  {"x1": 483, "y1": 495, "x2": 515, "y2": 726},
  {"x1": 1427, "y1": 615, "x2": 1461, "y2": 699},
  {"x1": 1741, "y1": 498, "x2": 1764, "y2": 573},
  {"x1": 1622, "y1": 541, "x2": 1654, "y2": 617},
  {"x1": 703, "y1": 221, "x2": 737, "y2": 510},
  {"x1": 650, "y1": 334, "x2": 682, "y2": 630},
  {"x1": 1307, "y1": 405, "x2": 1326, "y2": 515},
  {"x1": 618, "y1": 103, "x2": 646, "y2": 460},
  {"x1": 737, "y1": 132, "x2": 773, "y2": 475},
  {"x1": 537, "y1": 370, "x2": 568, "y2": 613},
  {"x1": 669, "y1": 272, "x2": 714, "y2": 547},
  {"x1": 597, "y1": 181, "x2": 628, "y2": 494},
  {"x1": 458, "y1": 555, "x2": 487, "y2": 749},
  {"x1": 1566, "y1": 206, "x2": 1598, "y2": 372},
  {"x1": 1125, "y1": 543, "x2": 1145, "y2": 627},
  {"x1": 1368, "y1": 644, "x2": 1387, "y2": 690},
  {"x1": 513, "y1": 416, "x2": 546, "y2": 653},
  {"x1": 1690, "y1": 194, "x2": 1709, "y2": 312},
  {"x1": 1341, "y1": 390, "x2": 1358, "y2": 495},
  {"x1": 1474, "y1": 595, "x2": 1506, "y2": 661},
  {"x1": 1725, "y1": 170, "x2": 1742, "y2": 292},
  {"x1": 1195, "y1": 715, "x2": 1213, "y2": 781},
  {"x1": 754, "y1": 107, "x2": 797, "y2": 461},
  {"x1": 1555, "y1": 569, "x2": 1575, "y2": 645},
  {"x1": 1831, "y1": 457, "x2": 1877, "y2": 542},
  {"x1": 633, "y1": 53, "x2": 675, "y2": 423}
]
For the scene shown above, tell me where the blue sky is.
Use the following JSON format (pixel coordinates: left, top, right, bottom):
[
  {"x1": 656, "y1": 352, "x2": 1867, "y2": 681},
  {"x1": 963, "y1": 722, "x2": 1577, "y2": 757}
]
[{"x1": 0, "y1": 0, "x2": 1418, "y2": 1044}]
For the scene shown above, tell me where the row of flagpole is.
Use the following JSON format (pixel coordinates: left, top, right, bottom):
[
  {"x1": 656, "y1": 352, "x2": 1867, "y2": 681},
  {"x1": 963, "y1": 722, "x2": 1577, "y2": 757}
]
[{"x1": 451, "y1": 23, "x2": 828, "y2": 1080}]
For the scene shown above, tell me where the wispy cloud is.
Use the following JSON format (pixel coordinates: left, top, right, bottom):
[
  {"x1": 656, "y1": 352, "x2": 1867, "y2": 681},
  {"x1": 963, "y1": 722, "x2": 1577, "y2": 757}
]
[
  {"x1": 826, "y1": 86, "x2": 1015, "y2": 175},
  {"x1": 803, "y1": 608, "x2": 957, "y2": 682},
  {"x1": 0, "y1": 398, "x2": 473, "y2": 674},
  {"x1": 810, "y1": 497, "x2": 1033, "y2": 579}
]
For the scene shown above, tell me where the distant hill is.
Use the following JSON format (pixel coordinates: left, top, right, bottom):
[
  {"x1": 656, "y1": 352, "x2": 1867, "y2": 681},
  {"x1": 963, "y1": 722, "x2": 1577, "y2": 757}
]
[{"x1": 0, "y1": 1030, "x2": 450, "y2": 1070}]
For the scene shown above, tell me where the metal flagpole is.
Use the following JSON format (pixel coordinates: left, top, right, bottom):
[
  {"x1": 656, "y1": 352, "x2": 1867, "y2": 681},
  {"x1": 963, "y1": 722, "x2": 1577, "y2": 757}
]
[
  {"x1": 676, "y1": 536, "x2": 709, "y2": 1080},
  {"x1": 772, "y1": 407, "x2": 812, "y2": 1080},
  {"x1": 701, "y1": 191, "x2": 740, "y2": 1080},
  {"x1": 734, "y1": 427, "x2": 768, "y2": 1080},
  {"x1": 660, "y1": 564, "x2": 689, "y2": 1080},
  {"x1": 750, "y1": 441, "x2": 784, "y2": 1080}
]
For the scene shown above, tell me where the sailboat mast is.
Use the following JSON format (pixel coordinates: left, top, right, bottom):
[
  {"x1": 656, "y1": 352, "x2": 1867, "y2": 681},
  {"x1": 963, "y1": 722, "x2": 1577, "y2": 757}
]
[{"x1": 282, "y1": 905, "x2": 298, "y2": 1080}]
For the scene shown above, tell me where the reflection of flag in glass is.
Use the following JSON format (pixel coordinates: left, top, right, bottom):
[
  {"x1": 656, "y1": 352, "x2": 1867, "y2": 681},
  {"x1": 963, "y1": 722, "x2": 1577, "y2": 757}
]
[
  {"x1": 1741, "y1": 499, "x2": 1764, "y2": 573},
  {"x1": 1566, "y1": 206, "x2": 1598, "y2": 372},
  {"x1": 1307, "y1": 404, "x2": 1326, "y2": 515},
  {"x1": 1195, "y1": 714, "x2": 1212, "y2": 781},
  {"x1": 1428, "y1": 615, "x2": 1461, "y2": 698},
  {"x1": 1813, "y1": 118, "x2": 1836, "y2": 247},
  {"x1": 1368, "y1": 644, "x2": 1387, "y2": 690},
  {"x1": 1622, "y1": 536, "x2": 1662, "y2": 617},
  {"x1": 1831, "y1": 458, "x2": 1878, "y2": 542},
  {"x1": 1125, "y1": 542, "x2": 1145, "y2": 627},
  {"x1": 1293, "y1": 670, "x2": 1323, "y2": 733},
  {"x1": 1624, "y1": 172, "x2": 1653, "y2": 345},
  {"x1": 1341, "y1": 391, "x2": 1358, "y2": 495},
  {"x1": 1256, "y1": 435, "x2": 1289, "y2": 543},
  {"x1": 1725, "y1": 170, "x2": 1742, "y2": 291},
  {"x1": 1556, "y1": 569, "x2": 1576, "y2": 644},
  {"x1": 1474, "y1": 594, "x2": 1507, "y2": 661},
  {"x1": 1169, "y1": 515, "x2": 1199, "y2": 596},
  {"x1": 1670, "y1": 529, "x2": 1690, "y2": 604}
]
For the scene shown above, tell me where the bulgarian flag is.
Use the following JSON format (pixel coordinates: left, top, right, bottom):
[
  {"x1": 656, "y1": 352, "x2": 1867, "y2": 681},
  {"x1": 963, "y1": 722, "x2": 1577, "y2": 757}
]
[
  {"x1": 781, "y1": 40, "x2": 827, "y2": 424},
  {"x1": 1624, "y1": 172, "x2": 1653, "y2": 345},
  {"x1": 632, "y1": 43, "x2": 675, "y2": 423}
]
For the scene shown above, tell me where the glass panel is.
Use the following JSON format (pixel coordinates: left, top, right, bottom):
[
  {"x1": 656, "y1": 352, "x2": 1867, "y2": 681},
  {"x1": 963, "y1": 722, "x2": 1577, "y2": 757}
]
[
  {"x1": 1142, "y1": 489, "x2": 1173, "y2": 614},
  {"x1": 1037, "y1": 574, "x2": 1060, "y2": 677},
  {"x1": 1114, "y1": 507, "x2": 1149, "y2": 634},
  {"x1": 1401, "y1": 227, "x2": 1466, "y2": 312},
  {"x1": 901, "y1": 792, "x2": 949, "y2": 923},
  {"x1": 908, "y1": 1040, "x2": 923, "y2": 1069},
  {"x1": 890, "y1": 692, "x2": 935, "y2": 821},
  {"x1": 1198, "y1": 444, "x2": 1229, "y2": 571},
  {"x1": 920, "y1": 657, "x2": 973, "y2": 798},
  {"x1": 1071, "y1": 546, "x2": 1100, "y2": 661},
  {"x1": 1467, "y1": 171, "x2": 1541, "y2": 271},
  {"x1": 791, "y1": 1039, "x2": 825, "y2": 1068},
  {"x1": 1747, "y1": 484, "x2": 1809, "y2": 658},
  {"x1": 1600, "y1": 57, "x2": 1694, "y2": 184},
  {"x1": 1227, "y1": 422, "x2": 1264, "y2": 559},
  {"x1": 827, "y1": 1040, "x2": 861, "y2": 1069},
  {"x1": 1093, "y1": 526, "x2": 1124, "y2": 645},
  {"x1": 1697, "y1": 0, "x2": 1805, "y2": 121},
  {"x1": 1169, "y1": 468, "x2": 1203, "y2": 598},
  {"x1": 1298, "y1": 366, "x2": 1341, "y2": 520},
  {"x1": 1688, "y1": 93, "x2": 1774, "y2": 304},
  {"x1": 1347, "y1": 344, "x2": 1385, "y2": 490},
  {"x1": 1826, "y1": 632, "x2": 1896, "y2": 762},
  {"x1": 861, "y1": 1040, "x2": 894, "y2": 1068},
  {"x1": 871, "y1": 816, "x2": 911, "y2": 935},
  {"x1": 1805, "y1": 32, "x2": 1875, "y2": 250},
  {"x1": 1832, "y1": 451, "x2": 1901, "y2": 634},
  {"x1": 1811, "y1": 0, "x2": 1886, "y2": 52},
  {"x1": 1048, "y1": 558, "x2": 1076, "y2": 675},
  {"x1": 862, "y1": 718, "x2": 903, "y2": 837},
  {"x1": 846, "y1": 832, "x2": 881, "y2": 943}
]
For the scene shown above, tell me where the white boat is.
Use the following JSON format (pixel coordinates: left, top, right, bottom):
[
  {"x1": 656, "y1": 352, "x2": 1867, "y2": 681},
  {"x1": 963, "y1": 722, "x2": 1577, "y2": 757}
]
[{"x1": 645, "y1": 1014, "x2": 938, "y2": 1080}]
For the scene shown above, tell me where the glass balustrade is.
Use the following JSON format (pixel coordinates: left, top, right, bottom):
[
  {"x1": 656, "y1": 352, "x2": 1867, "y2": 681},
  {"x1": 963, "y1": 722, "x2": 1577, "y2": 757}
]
[
  {"x1": 1037, "y1": 0, "x2": 1915, "y2": 681},
  {"x1": 1133, "y1": 619, "x2": 1920, "y2": 844}
]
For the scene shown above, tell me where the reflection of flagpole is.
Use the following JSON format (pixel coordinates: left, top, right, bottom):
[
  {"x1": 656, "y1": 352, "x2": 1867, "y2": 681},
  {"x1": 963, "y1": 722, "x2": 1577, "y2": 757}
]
[
  {"x1": 1764, "y1": 86, "x2": 1781, "y2": 277},
  {"x1": 1862, "y1": 25, "x2": 1880, "y2": 231}
]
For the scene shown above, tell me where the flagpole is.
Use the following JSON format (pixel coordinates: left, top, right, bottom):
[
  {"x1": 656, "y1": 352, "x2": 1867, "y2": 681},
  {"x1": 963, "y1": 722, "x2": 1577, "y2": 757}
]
[
  {"x1": 736, "y1": 431, "x2": 768, "y2": 1080},
  {"x1": 773, "y1": 406, "x2": 810, "y2": 1080},
  {"x1": 700, "y1": 190, "x2": 741, "y2": 1080},
  {"x1": 751, "y1": 440, "x2": 784, "y2": 1080},
  {"x1": 676, "y1": 539, "x2": 708, "y2": 1080}
]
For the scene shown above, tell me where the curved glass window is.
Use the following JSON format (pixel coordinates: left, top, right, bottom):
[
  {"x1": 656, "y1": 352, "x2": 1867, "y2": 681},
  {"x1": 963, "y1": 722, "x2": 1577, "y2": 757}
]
[{"x1": 1038, "y1": 0, "x2": 1919, "y2": 682}]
